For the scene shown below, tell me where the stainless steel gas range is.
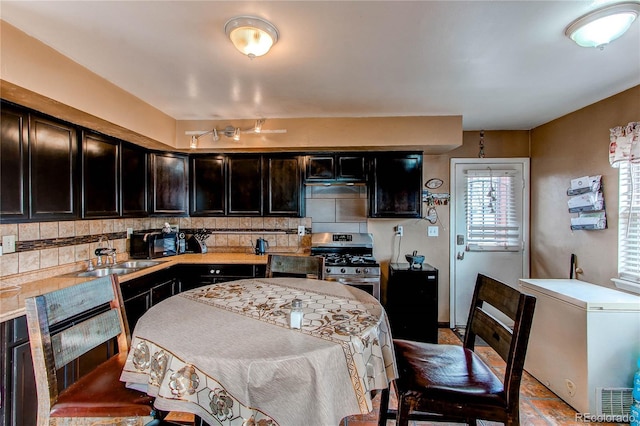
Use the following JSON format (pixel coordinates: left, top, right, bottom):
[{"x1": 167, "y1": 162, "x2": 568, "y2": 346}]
[{"x1": 310, "y1": 232, "x2": 380, "y2": 300}]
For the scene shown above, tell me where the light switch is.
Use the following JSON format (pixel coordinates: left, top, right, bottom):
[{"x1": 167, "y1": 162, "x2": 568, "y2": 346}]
[{"x1": 427, "y1": 226, "x2": 439, "y2": 237}]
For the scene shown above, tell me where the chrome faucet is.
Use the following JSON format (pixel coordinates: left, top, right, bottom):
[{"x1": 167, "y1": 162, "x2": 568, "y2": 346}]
[{"x1": 95, "y1": 235, "x2": 116, "y2": 266}]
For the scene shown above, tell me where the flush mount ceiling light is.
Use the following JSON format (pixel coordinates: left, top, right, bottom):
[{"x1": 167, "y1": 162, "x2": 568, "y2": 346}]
[
  {"x1": 565, "y1": 2, "x2": 640, "y2": 48},
  {"x1": 224, "y1": 16, "x2": 279, "y2": 58}
]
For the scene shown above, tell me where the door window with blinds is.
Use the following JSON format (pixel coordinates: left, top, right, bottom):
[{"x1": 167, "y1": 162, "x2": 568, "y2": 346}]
[
  {"x1": 617, "y1": 162, "x2": 640, "y2": 286},
  {"x1": 465, "y1": 169, "x2": 521, "y2": 251}
]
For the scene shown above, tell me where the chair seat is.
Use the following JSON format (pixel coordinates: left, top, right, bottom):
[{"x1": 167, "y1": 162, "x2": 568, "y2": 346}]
[
  {"x1": 51, "y1": 352, "x2": 155, "y2": 418},
  {"x1": 394, "y1": 339, "x2": 505, "y2": 408}
]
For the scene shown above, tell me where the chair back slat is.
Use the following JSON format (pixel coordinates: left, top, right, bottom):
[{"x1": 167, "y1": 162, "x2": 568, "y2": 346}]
[
  {"x1": 40, "y1": 276, "x2": 116, "y2": 326},
  {"x1": 51, "y1": 309, "x2": 122, "y2": 370},
  {"x1": 468, "y1": 306, "x2": 513, "y2": 361},
  {"x1": 476, "y1": 274, "x2": 521, "y2": 321},
  {"x1": 266, "y1": 255, "x2": 325, "y2": 279}
]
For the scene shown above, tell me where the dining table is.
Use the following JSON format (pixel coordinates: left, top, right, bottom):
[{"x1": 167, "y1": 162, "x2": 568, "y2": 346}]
[{"x1": 120, "y1": 277, "x2": 398, "y2": 426}]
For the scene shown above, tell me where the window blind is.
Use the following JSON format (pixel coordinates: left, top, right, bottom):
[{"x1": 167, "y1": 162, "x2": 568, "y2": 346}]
[
  {"x1": 618, "y1": 162, "x2": 640, "y2": 284},
  {"x1": 465, "y1": 170, "x2": 521, "y2": 251}
]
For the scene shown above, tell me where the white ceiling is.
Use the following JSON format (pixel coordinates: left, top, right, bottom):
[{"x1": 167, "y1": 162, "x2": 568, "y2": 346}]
[{"x1": 1, "y1": 1, "x2": 639, "y2": 131}]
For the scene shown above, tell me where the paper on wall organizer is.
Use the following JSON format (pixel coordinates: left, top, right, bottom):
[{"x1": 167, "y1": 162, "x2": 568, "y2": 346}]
[
  {"x1": 570, "y1": 211, "x2": 606, "y2": 230},
  {"x1": 567, "y1": 191, "x2": 604, "y2": 213}
]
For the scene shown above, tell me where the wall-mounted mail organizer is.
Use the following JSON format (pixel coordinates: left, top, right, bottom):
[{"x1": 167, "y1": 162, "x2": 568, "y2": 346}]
[{"x1": 567, "y1": 175, "x2": 606, "y2": 230}]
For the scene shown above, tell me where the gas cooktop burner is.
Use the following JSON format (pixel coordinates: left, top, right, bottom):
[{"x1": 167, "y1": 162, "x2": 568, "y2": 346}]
[{"x1": 320, "y1": 253, "x2": 378, "y2": 267}]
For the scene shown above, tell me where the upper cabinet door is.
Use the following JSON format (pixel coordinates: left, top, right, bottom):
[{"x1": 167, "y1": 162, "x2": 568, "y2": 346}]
[
  {"x1": 0, "y1": 108, "x2": 29, "y2": 222},
  {"x1": 305, "y1": 154, "x2": 368, "y2": 182},
  {"x1": 227, "y1": 155, "x2": 262, "y2": 215},
  {"x1": 305, "y1": 155, "x2": 335, "y2": 181},
  {"x1": 190, "y1": 155, "x2": 225, "y2": 216},
  {"x1": 265, "y1": 155, "x2": 303, "y2": 217},
  {"x1": 336, "y1": 155, "x2": 368, "y2": 181},
  {"x1": 121, "y1": 143, "x2": 148, "y2": 217},
  {"x1": 150, "y1": 152, "x2": 188, "y2": 216},
  {"x1": 29, "y1": 115, "x2": 78, "y2": 220},
  {"x1": 82, "y1": 132, "x2": 119, "y2": 218},
  {"x1": 369, "y1": 153, "x2": 422, "y2": 218}
]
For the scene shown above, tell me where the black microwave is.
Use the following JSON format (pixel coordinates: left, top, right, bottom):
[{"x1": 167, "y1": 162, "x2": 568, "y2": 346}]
[{"x1": 129, "y1": 231, "x2": 178, "y2": 259}]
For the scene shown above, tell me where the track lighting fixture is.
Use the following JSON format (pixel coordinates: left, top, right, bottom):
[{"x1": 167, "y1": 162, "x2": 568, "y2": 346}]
[{"x1": 185, "y1": 119, "x2": 287, "y2": 148}]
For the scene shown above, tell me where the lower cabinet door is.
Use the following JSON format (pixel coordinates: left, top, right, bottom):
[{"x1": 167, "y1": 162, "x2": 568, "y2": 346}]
[
  {"x1": 123, "y1": 291, "x2": 151, "y2": 331},
  {"x1": 9, "y1": 341, "x2": 38, "y2": 426}
]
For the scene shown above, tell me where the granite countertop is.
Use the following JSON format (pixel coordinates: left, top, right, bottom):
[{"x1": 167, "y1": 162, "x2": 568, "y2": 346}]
[{"x1": 0, "y1": 252, "x2": 294, "y2": 323}]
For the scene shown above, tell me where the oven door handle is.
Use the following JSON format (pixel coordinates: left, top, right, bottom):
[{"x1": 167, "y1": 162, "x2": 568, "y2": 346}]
[{"x1": 336, "y1": 277, "x2": 380, "y2": 284}]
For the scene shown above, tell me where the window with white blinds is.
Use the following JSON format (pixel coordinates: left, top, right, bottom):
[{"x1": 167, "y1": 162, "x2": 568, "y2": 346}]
[
  {"x1": 618, "y1": 162, "x2": 640, "y2": 284},
  {"x1": 465, "y1": 170, "x2": 521, "y2": 251}
]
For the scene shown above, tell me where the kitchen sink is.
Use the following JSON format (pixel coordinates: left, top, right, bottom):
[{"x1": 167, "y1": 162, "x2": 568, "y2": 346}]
[
  {"x1": 114, "y1": 260, "x2": 162, "y2": 269},
  {"x1": 75, "y1": 268, "x2": 137, "y2": 277},
  {"x1": 72, "y1": 260, "x2": 162, "y2": 278}
]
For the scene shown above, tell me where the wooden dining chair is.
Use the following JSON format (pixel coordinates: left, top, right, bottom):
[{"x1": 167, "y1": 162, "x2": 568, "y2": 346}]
[
  {"x1": 378, "y1": 273, "x2": 537, "y2": 426},
  {"x1": 25, "y1": 274, "x2": 158, "y2": 426},
  {"x1": 265, "y1": 254, "x2": 326, "y2": 279}
]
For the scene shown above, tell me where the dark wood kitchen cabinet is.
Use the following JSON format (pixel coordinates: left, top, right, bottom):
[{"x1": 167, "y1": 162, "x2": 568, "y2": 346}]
[
  {"x1": 264, "y1": 155, "x2": 303, "y2": 216},
  {"x1": 29, "y1": 115, "x2": 78, "y2": 220},
  {"x1": 369, "y1": 152, "x2": 422, "y2": 218},
  {"x1": 190, "y1": 155, "x2": 226, "y2": 216},
  {"x1": 121, "y1": 142, "x2": 148, "y2": 216},
  {"x1": 227, "y1": 155, "x2": 263, "y2": 215},
  {"x1": 149, "y1": 152, "x2": 188, "y2": 216},
  {"x1": 177, "y1": 264, "x2": 266, "y2": 292},
  {"x1": 0, "y1": 107, "x2": 29, "y2": 222},
  {"x1": 82, "y1": 131, "x2": 119, "y2": 218},
  {"x1": 305, "y1": 154, "x2": 368, "y2": 182},
  {"x1": 121, "y1": 268, "x2": 180, "y2": 330}
]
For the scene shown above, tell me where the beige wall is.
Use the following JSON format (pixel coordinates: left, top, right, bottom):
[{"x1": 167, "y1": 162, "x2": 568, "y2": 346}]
[
  {"x1": 530, "y1": 85, "x2": 640, "y2": 287},
  {"x1": 368, "y1": 130, "x2": 530, "y2": 320}
]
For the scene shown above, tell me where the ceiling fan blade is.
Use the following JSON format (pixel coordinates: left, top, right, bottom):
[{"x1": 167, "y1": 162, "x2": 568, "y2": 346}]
[{"x1": 257, "y1": 129, "x2": 287, "y2": 134}]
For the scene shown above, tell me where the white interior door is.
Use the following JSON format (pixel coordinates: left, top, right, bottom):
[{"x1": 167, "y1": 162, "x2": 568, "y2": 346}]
[{"x1": 450, "y1": 158, "x2": 530, "y2": 328}]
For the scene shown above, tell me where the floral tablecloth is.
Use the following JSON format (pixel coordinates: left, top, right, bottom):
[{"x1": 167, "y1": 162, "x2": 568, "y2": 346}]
[{"x1": 120, "y1": 277, "x2": 397, "y2": 426}]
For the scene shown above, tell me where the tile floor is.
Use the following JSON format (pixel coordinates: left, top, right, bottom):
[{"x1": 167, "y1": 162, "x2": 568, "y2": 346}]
[{"x1": 340, "y1": 328, "x2": 625, "y2": 426}]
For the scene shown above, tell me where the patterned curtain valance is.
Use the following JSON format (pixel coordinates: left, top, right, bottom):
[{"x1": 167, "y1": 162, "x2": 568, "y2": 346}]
[{"x1": 609, "y1": 121, "x2": 640, "y2": 168}]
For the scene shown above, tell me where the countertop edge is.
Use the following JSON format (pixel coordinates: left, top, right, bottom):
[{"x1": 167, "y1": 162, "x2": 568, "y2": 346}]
[{"x1": 0, "y1": 252, "x2": 290, "y2": 323}]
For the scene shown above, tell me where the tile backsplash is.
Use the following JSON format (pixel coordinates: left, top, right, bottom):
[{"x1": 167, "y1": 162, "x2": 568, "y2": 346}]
[
  {"x1": 0, "y1": 216, "x2": 311, "y2": 284},
  {"x1": 305, "y1": 185, "x2": 368, "y2": 233}
]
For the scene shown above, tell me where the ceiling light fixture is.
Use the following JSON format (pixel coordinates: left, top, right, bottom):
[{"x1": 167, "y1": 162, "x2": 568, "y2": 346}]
[
  {"x1": 565, "y1": 2, "x2": 640, "y2": 49},
  {"x1": 224, "y1": 16, "x2": 279, "y2": 59},
  {"x1": 185, "y1": 119, "x2": 287, "y2": 147}
]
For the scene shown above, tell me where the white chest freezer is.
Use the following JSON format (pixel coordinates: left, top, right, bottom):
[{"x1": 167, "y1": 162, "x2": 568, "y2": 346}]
[{"x1": 519, "y1": 279, "x2": 640, "y2": 415}]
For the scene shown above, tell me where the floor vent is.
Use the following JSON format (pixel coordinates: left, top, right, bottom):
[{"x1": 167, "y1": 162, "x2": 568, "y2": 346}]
[{"x1": 596, "y1": 387, "x2": 632, "y2": 416}]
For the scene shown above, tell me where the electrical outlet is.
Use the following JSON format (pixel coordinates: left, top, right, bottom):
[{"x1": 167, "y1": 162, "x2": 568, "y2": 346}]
[
  {"x1": 2, "y1": 235, "x2": 16, "y2": 254},
  {"x1": 127, "y1": 228, "x2": 134, "y2": 238},
  {"x1": 395, "y1": 225, "x2": 403, "y2": 236},
  {"x1": 297, "y1": 225, "x2": 305, "y2": 236},
  {"x1": 428, "y1": 226, "x2": 439, "y2": 237}
]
